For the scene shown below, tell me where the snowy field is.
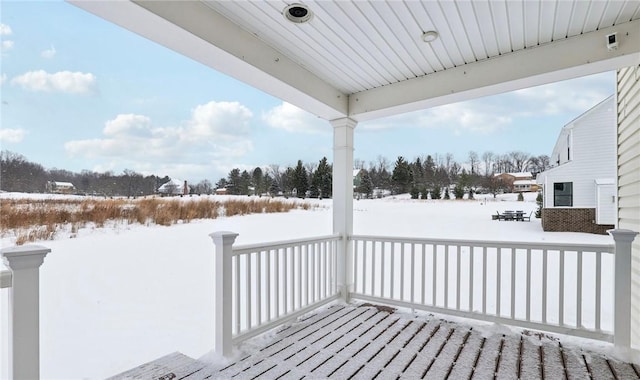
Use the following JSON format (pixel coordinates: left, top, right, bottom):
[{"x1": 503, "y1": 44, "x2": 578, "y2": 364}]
[{"x1": 0, "y1": 192, "x2": 614, "y2": 379}]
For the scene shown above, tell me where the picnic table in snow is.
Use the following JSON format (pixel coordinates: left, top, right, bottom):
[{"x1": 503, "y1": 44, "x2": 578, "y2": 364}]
[{"x1": 494, "y1": 210, "x2": 532, "y2": 221}]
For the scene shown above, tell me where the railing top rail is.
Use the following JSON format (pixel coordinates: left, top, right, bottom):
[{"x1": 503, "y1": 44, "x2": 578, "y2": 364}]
[
  {"x1": 0, "y1": 270, "x2": 11, "y2": 289},
  {"x1": 350, "y1": 234, "x2": 614, "y2": 252},
  {"x1": 233, "y1": 233, "x2": 342, "y2": 255}
]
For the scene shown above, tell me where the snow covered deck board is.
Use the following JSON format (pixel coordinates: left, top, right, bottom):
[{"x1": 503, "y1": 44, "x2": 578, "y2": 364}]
[{"x1": 111, "y1": 304, "x2": 640, "y2": 379}]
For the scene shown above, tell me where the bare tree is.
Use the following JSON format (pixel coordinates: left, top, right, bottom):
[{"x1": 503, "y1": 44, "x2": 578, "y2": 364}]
[
  {"x1": 481, "y1": 151, "x2": 495, "y2": 176},
  {"x1": 509, "y1": 151, "x2": 530, "y2": 172},
  {"x1": 468, "y1": 151, "x2": 479, "y2": 175}
]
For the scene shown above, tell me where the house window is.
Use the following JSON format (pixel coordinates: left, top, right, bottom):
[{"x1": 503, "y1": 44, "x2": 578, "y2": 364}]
[{"x1": 554, "y1": 182, "x2": 573, "y2": 206}]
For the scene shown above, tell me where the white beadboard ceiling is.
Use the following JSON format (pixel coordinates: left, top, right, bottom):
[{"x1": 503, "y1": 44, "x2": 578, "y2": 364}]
[{"x1": 71, "y1": 0, "x2": 640, "y2": 121}]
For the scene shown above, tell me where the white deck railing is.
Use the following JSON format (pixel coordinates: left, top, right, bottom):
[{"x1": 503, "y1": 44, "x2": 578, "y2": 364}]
[
  {"x1": 350, "y1": 235, "x2": 615, "y2": 342},
  {"x1": 211, "y1": 232, "x2": 341, "y2": 355}
]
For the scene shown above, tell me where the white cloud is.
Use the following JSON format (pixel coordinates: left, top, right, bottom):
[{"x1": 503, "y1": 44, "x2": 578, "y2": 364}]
[
  {"x1": 11, "y1": 70, "x2": 97, "y2": 94},
  {"x1": 0, "y1": 128, "x2": 26, "y2": 143},
  {"x1": 1, "y1": 73, "x2": 7, "y2": 85},
  {"x1": 362, "y1": 101, "x2": 512, "y2": 134},
  {"x1": 512, "y1": 72, "x2": 614, "y2": 116},
  {"x1": 41, "y1": 45, "x2": 56, "y2": 59},
  {"x1": 0, "y1": 24, "x2": 12, "y2": 36},
  {"x1": 1, "y1": 40, "x2": 14, "y2": 52},
  {"x1": 65, "y1": 101, "x2": 255, "y2": 180},
  {"x1": 263, "y1": 102, "x2": 328, "y2": 133}
]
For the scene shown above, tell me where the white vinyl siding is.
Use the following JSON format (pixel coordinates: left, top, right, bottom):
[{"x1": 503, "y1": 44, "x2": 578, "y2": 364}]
[
  {"x1": 538, "y1": 96, "x2": 616, "y2": 209},
  {"x1": 617, "y1": 65, "x2": 640, "y2": 350}
]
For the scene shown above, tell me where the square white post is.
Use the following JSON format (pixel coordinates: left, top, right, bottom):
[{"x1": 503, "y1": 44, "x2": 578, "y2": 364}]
[
  {"x1": 331, "y1": 117, "x2": 357, "y2": 302},
  {"x1": 1, "y1": 245, "x2": 50, "y2": 380},
  {"x1": 608, "y1": 229, "x2": 638, "y2": 349},
  {"x1": 210, "y1": 231, "x2": 238, "y2": 357}
]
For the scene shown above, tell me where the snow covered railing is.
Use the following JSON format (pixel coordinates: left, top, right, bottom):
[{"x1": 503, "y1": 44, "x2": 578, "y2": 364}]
[
  {"x1": 211, "y1": 232, "x2": 341, "y2": 356},
  {"x1": 349, "y1": 230, "x2": 636, "y2": 347},
  {"x1": 0, "y1": 245, "x2": 50, "y2": 380}
]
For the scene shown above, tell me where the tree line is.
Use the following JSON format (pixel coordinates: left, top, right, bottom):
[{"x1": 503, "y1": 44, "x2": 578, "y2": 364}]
[{"x1": 1, "y1": 149, "x2": 549, "y2": 198}]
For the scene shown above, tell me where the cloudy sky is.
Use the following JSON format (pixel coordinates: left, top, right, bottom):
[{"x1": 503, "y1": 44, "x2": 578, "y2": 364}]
[{"x1": 1, "y1": 1, "x2": 615, "y2": 182}]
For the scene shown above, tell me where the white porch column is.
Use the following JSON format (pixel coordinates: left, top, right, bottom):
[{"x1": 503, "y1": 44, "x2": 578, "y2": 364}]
[
  {"x1": 608, "y1": 229, "x2": 638, "y2": 349},
  {"x1": 1, "y1": 245, "x2": 50, "y2": 380},
  {"x1": 210, "y1": 231, "x2": 238, "y2": 357},
  {"x1": 331, "y1": 117, "x2": 357, "y2": 302}
]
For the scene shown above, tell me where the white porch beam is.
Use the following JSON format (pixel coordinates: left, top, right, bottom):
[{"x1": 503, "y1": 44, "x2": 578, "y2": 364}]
[
  {"x1": 331, "y1": 118, "x2": 357, "y2": 301},
  {"x1": 350, "y1": 19, "x2": 640, "y2": 121},
  {"x1": 68, "y1": 0, "x2": 348, "y2": 121}
]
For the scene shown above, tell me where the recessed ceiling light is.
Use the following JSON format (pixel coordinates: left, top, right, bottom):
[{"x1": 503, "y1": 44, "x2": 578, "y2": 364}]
[
  {"x1": 422, "y1": 31, "x2": 439, "y2": 43},
  {"x1": 283, "y1": 3, "x2": 313, "y2": 24}
]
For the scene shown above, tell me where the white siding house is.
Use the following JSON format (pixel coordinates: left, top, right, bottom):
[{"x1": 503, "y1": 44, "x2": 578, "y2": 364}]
[
  {"x1": 617, "y1": 65, "x2": 640, "y2": 351},
  {"x1": 536, "y1": 95, "x2": 617, "y2": 230}
]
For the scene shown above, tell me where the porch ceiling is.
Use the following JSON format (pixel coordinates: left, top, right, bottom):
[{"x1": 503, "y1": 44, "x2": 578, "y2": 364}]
[{"x1": 70, "y1": 0, "x2": 640, "y2": 122}]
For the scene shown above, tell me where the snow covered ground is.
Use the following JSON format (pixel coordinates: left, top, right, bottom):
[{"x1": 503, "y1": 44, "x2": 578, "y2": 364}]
[{"x1": 0, "y1": 192, "x2": 614, "y2": 379}]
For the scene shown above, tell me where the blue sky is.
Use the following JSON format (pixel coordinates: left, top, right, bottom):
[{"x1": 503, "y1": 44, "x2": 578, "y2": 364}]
[{"x1": 1, "y1": 1, "x2": 615, "y2": 182}]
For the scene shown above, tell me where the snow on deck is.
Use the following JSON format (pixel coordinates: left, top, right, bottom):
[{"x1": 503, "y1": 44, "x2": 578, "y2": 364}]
[{"x1": 110, "y1": 303, "x2": 640, "y2": 379}]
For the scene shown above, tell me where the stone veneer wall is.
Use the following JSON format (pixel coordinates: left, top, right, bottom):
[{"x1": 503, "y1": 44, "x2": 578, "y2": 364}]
[{"x1": 541, "y1": 208, "x2": 614, "y2": 235}]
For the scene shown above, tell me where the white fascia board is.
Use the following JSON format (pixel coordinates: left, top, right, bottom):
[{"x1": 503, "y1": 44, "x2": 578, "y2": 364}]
[
  {"x1": 68, "y1": 0, "x2": 348, "y2": 120},
  {"x1": 349, "y1": 19, "x2": 640, "y2": 122}
]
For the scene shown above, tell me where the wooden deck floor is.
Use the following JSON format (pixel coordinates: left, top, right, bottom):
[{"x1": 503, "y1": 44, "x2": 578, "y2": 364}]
[{"x1": 110, "y1": 303, "x2": 640, "y2": 379}]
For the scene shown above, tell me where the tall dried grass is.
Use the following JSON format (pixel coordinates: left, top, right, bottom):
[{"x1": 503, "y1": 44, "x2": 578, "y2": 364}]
[{"x1": 1, "y1": 197, "x2": 314, "y2": 245}]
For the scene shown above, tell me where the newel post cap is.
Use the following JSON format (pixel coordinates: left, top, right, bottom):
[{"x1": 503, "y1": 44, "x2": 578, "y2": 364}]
[
  {"x1": 1, "y1": 244, "x2": 51, "y2": 270},
  {"x1": 607, "y1": 229, "x2": 639, "y2": 243},
  {"x1": 209, "y1": 231, "x2": 239, "y2": 245}
]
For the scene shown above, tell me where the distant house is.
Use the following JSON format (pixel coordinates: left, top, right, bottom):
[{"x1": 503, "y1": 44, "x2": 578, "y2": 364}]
[
  {"x1": 493, "y1": 172, "x2": 538, "y2": 193},
  {"x1": 536, "y1": 95, "x2": 616, "y2": 234},
  {"x1": 215, "y1": 188, "x2": 228, "y2": 195},
  {"x1": 158, "y1": 179, "x2": 189, "y2": 196},
  {"x1": 46, "y1": 181, "x2": 76, "y2": 194}
]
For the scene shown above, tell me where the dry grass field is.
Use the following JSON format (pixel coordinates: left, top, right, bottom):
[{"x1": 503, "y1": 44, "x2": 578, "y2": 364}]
[{"x1": 0, "y1": 196, "x2": 312, "y2": 245}]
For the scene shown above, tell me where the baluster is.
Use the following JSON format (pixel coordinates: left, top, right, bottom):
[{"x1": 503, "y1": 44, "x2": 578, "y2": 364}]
[
  {"x1": 559, "y1": 250, "x2": 565, "y2": 326},
  {"x1": 247, "y1": 253, "x2": 252, "y2": 328},
  {"x1": 482, "y1": 247, "x2": 487, "y2": 315},
  {"x1": 456, "y1": 246, "x2": 461, "y2": 310},
  {"x1": 496, "y1": 249, "x2": 501, "y2": 317},
  {"x1": 381, "y1": 242, "x2": 386, "y2": 298},
  {"x1": 266, "y1": 250, "x2": 271, "y2": 322},
  {"x1": 256, "y1": 251, "x2": 261, "y2": 325},
  {"x1": 432, "y1": 245, "x2": 437, "y2": 306},
  {"x1": 297, "y1": 245, "x2": 302, "y2": 308},
  {"x1": 526, "y1": 249, "x2": 531, "y2": 322},
  {"x1": 390, "y1": 242, "x2": 395, "y2": 299},
  {"x1": 577, "y1": 250, "x2": 583, "y2": 328},
  {"x1": 444, "y1": 245, "x2": 449, "y2": 308},
  {"x1": 362, "y1": 240, "x2": 367, "y2": 295},
  {"x1": 410, "y1": 243, "x2": 415, "y2": 305},
  {"x1": 510, "y1": 249, "x2": 516, "y2": 319},
  {"x1": 542, "y1": 249, "x2": 547, "y2": 324},
  {"x1": 470, "y1": 247, "x2": 475, "y2": 313},
  {"x1": 595, "y1": 251, "x2": 601, "y2": 331},
  {"x1": 421, "y1": 243, "x2": 426, "y2": 305}
]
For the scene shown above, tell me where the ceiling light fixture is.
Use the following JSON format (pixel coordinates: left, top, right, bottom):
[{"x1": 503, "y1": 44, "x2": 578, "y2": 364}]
[
  {"x1": 283, "y1": 3, "x2": 313, "y2": 24},
  {"x1": 422, "y1": 31, "x2": 439, "y2": 43}
]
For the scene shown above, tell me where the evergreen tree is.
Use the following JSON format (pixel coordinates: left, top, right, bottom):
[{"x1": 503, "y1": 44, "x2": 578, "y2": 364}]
[
  {"x1": 391, "y1": 156, "x2": 412, "y2": 194},
  {"x1": 226, "y1": 168, "x2": 242, "y2": 195},
  {"x1": 292, "y1": 160, "x2": 309, "y2": 198},
  {"x1": 419, "y1": 186, "x2": 428, "y2": 200},
  {"x1": 517, "y1": 192, "x2": 524, "y2": 201},
  {"x1": 453, "y1": 185, "x2": 465, "y2": 199},
  {"x1": 535, "y1": 192, "x2": 543, "y2": 218},
  {"x1": 311, "y1": 157, "x2": 332, "y2": 198},
  {"x1": 410, "y1": 186, "x2": 420, "y2": 199},
  {"x1": 240, "y1": 170, "x2": 251, "y2": 195},
  {"x1": 431, "y1": 186, "x2": 441, "y2": 200},
  {"x1": 252, "y1": 167, "x2": 264, "y2": 195}
]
